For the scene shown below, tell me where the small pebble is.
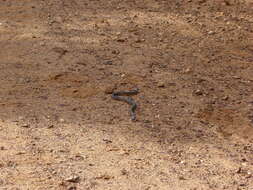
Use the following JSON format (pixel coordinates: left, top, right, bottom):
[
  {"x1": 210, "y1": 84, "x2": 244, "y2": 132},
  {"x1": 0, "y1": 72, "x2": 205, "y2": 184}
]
[
  {"x1": 68, "y1": 187, "x2": 76, "y2": 190},
  {"x1": 222, "y1": 96, "x2": 229, "y2": 100},
  {"x1": 121, "y1": 169, "x2": 128, "y2": 175},
  {"x1": 103, "y1": 138, "x2": 112, "y2": 143},
  {"x1": 117, "y1": 38, "x2": 125, "y2": 42},
  {"x1": 40, "y1": 41, "x2": 46, "y2": 46},
  {"x1": 112, "y1": 50, "x2": 120, "y2": 54},
  {"x1": 47, "y1": 124, "x2": 54, "y2": 128},
  {"x1": 179, "y1": 176, "x2": 186, "y2": 180},
  {"x1": 195, "y1": 89, "x2": 203, "y2": 95},
  {"x1": 65, "y1": 176, "x2": 80, "y2": 183},
  {"x1": 103, "y1": 60, "x2": 113, "y2": 65},
  {"x1": 21, "y1": 124, "x2": 30, "y2": 128},
  {"x1": 157, "y1": 81, "x2": 165, "y2": 88},
  {"x1": 184, "y1": 68, "x2": 191, "y2": 73}
]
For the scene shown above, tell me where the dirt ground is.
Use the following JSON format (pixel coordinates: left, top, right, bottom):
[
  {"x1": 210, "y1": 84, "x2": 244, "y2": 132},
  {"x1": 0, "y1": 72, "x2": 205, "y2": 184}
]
[{"x1": 0, "y1": 0, "x2": 253, "y2": 189}]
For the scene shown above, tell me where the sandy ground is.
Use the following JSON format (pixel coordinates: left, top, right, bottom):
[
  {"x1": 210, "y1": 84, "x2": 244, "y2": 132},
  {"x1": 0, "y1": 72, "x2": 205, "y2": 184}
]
[{"x1": 0, "y1": 0, "x2": 253, "y2": 189}]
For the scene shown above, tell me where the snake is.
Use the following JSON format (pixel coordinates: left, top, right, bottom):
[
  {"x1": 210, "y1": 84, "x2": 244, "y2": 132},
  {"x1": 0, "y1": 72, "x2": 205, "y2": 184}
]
[{"x1": 111, "y1": 88, "x2": 139, "y2": 121}]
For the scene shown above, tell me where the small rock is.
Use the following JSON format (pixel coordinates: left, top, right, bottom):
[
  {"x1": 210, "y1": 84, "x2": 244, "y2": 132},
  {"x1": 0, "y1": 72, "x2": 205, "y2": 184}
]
[
  {"x1": 157, "y1": 81, "x2": 165, "y2": 88},
  {"x1": 68, "y1": 186, "x2": 77, "y2": 190},
  {"x1": 112, "y1": 50, "x2": 120, "y2": 54},
  {"x1": 117, "y1": 38, "x2": 125, "y2": 42},
  {"x1": 208, "y1": 31, "x2": 215, "y2": 35},
  {"x1": 198, "y1": 0, "x2": 206, "y2": 3},
  {"x1": 135, "y1": 38, "x2": 145, "y2": 43},
  {"x1": 144, "y1": 120, "x2": 151, "y2": 123},
  {"x1": 121, "y1": 169, "x2": 128, "y2": 175},
  {"x1": 16, "y1": 151, "x2": 26, "y2": 155},
  {"x1": 241, "y1": 158, "x2": 247, "y2": 162},
  {"x1": 40, "y1": 41, "x2": 46, "y2": 46},
  {"x1": 195, "y1": 89, "x2": 203, "y2": 95},
  {"x1": 52, "y1": 47, "x2": 68, "y2": 57},
  {"x1": 197, "y1": 78, "x2": 205, "y2": 83},
  {"x1": 95, "y1": 174, "x2": 113, "y2": 180},
  {"x1": 236, "y1": 167, "x2": 242, "y2": 173},
  {"x1": 103, "y1": 60, "x2": 113, "y2": 65},
  {"x1": 223, "y1": 0, "x2": 231, "y2": 6},
  {"x1": 246, "y1": 172, "x2": 252, "y2": 178},
  {"x1": 179, "y1": 176, "x2": 186, "y2": 180},
  {"x1": 222, "y1": 96, "x2": 229, "y2": 100},
  {"x1": 21, "y1": 124, "x2": 30, "y2": 128},
  {"x1": 65, "y1": 176, "x2": 80, "y2": 183},
  {"x1": 103, "y1": 138, "x2": 112, "y2": 143},
  {"x1": 184, "y1": 68, "x2": 191, "y2": 73},
  {"x1": 232, "y1": 75, "x2": 240, "y2": 79},
  {"x1": 47, "y1": 124, "x2": 54, "y2": 128},
  {"x1": 59, "y1": 118, "x2": 65, "y2": 123},
  {"x1": 72, "y1": 154, "x2": 85, "y2": 161}
]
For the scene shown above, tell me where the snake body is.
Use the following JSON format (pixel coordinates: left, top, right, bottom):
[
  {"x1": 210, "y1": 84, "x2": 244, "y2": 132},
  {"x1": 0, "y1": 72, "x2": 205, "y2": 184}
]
[{"x1": 111, "y1": 89, "x2": 139, "y2": 121}]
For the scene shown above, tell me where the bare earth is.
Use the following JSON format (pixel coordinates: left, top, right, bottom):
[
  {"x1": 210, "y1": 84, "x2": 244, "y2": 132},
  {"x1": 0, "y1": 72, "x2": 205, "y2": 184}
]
[{"x1": 0, "y1": 0, "x2": 253, "y2": 189}]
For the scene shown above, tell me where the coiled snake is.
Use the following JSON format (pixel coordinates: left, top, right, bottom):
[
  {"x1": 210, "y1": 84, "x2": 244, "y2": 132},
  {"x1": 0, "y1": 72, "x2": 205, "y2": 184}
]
[{"x1": 111, "y1": 88, "x2": 139, "y2": 121}]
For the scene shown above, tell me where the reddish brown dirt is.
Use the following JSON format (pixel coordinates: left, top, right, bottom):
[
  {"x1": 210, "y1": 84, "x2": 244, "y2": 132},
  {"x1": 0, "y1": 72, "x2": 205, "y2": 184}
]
[{"x1": 0, "y1": 0, "x2": 253, "y2": 189}]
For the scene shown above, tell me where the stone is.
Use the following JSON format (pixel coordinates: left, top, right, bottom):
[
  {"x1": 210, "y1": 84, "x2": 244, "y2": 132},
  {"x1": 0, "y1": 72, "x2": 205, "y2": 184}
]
[
  {"x1": 157, "y1": 81, "x2": 165, "y2": 88},
  {"x1": 195, "y1": 89, "x2": 203, "y2": 95},
  {"x1": 65, "y1": 176, "x2": 80, "y2": 183}
]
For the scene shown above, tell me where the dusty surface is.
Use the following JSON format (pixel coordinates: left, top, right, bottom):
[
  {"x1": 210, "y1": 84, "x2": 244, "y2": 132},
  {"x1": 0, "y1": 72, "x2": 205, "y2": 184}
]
[{"x1": 0, "y1": 0, "x2": 253, "y2": 189}]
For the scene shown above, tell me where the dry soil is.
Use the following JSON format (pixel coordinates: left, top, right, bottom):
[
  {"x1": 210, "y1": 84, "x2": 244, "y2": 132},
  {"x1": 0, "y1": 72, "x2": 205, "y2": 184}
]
[{"x1": 0, "y1": 0, "x2": 253, "y2": 189}]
